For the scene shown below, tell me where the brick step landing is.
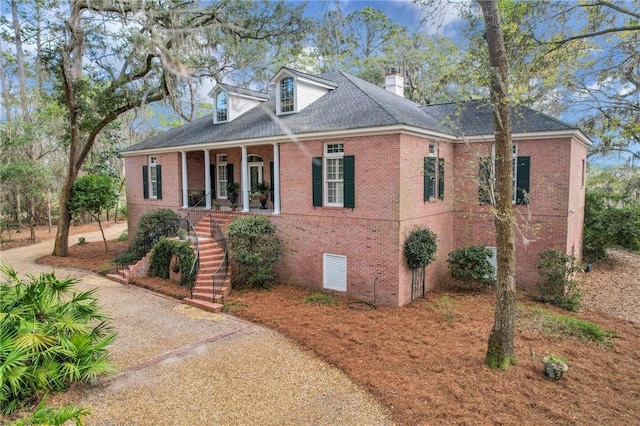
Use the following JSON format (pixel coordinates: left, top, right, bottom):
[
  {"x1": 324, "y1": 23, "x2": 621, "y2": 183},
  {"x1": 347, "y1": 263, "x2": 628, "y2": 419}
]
[{"x1": 183, "y1": 297, "x2": 224, "y2": 313}]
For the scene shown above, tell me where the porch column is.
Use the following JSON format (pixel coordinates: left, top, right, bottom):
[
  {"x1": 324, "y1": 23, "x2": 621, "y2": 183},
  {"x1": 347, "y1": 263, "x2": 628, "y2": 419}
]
[
  {"x1": 181, "y1": 151, "x2": 188, "y2": 208},
  {"x1": 241, "y1": 145, "x2": 250, "y2": 212},
  {"x1": 204, "y1": 149, "x2": 211, "y2": 209},
  {"x1": 272, "y1": 143, "x2": 281, "y2": 214}
]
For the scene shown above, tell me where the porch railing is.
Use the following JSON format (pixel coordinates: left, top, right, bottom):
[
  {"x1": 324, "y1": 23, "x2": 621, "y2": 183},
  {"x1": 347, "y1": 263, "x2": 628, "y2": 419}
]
[{"x1": 236, "y1": 190, "x2": 273, "y2": 211}]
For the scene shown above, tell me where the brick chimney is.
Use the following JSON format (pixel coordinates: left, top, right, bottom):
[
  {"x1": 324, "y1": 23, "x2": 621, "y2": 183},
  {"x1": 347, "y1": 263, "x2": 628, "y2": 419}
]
[{"x1": 385, "y1": 68, "x2": 404, "y2": 97}]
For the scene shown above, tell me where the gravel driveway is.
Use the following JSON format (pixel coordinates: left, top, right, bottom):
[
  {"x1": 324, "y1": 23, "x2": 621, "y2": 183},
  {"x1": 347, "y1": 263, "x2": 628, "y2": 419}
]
[{"x1": 0, "y1": 225, "x2": 394, "y2": 425}]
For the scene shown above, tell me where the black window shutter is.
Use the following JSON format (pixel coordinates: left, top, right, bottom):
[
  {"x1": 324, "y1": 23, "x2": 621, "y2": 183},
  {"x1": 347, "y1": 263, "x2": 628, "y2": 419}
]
[
  {"x1": 344, "y1": 155, "x2": 355, "y2": 208},
  {"x1": 516, "y1": 156, "x2": 530, "y2": 205},
  {"x1": 312, "y1": 157, "x2": 322, "y2": 207},
  {"x1": 424, "y1": 157, "x2": 435, "y2": 201},
  {"x1": 270, "y1": 161, "x2": 275, "y2": 202},
  {"x1": 142, "y1": 166, "x2": 149, "y2": 199},
  {"x1": 438, "y1": 158, "x2": 445, "y2": 200},
  {"x1": 478, "y1": 158, "x2": 491, "y2": 204},
  {"x1": 227, "y1": 164, "x2": 234, "y2": 184},
  {"x1": 210, "y1": 164, "x2": 216, "y2": 199},
  {"x1": 156, "y1": 165, "x2": 162, "y2": 200}
]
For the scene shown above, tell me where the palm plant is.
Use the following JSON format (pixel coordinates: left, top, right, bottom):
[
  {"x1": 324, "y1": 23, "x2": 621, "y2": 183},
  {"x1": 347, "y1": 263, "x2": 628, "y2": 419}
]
[{"x1": 0, "y1": 265, "x2": 116, "y2": 414}]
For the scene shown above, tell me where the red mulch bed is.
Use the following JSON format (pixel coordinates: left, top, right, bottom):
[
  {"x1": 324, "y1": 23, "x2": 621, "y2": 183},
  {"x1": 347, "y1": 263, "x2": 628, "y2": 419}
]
[{"x1": 33, "y1": 229, "x2": 640, "y2": 425}]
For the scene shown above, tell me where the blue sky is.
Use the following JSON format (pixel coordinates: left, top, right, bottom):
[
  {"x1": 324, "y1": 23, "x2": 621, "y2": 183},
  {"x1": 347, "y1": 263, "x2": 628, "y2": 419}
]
[{"x1": 301, "y1": 0, "x2": 467, "y2": 37}]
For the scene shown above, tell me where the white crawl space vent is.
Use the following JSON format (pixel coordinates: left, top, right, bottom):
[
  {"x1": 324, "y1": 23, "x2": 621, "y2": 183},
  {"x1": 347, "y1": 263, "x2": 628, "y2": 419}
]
[{"x1": 323, "y1": 253, "x2": 347, "y2": 291}]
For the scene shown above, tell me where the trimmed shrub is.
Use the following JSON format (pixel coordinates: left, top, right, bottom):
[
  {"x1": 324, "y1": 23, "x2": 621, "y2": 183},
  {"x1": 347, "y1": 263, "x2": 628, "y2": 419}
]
[
  {"x1": 404, "y1": 226, "x2": 437, "y2": 270},
  {"x1": 446, "y1": 245, "x2": 495, "y2": 291},
  {"x1": 228, "y1": 216, "x2": 281, "y2": 289},
  {"x1": 148, "y1": 237, "x2": 196, "y2": 287},
  {"x1": 131, "y1": 209, "x2": 180, "y2": 259},
  {"x1": 535, "y1": 249, "x2": 581, "y2": 312}
]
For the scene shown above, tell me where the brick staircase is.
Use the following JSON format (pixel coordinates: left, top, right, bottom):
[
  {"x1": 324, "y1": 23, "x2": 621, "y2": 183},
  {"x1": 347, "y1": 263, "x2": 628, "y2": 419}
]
[{"x1": 183, "y1": 214, "x2": 233, "y2": 313}]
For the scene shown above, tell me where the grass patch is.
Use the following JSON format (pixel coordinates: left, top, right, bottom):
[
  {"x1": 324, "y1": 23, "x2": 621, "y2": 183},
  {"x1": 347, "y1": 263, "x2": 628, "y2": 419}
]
[
  {"x1": 223, "y1": 300, "x2": 249, "y2": 312},
  {"x1": 432, "y1": 294, "x2": 458, "y2": 322},
  {"x1": 301, "y1": 293, "x2": 337, "y2": 305},
  {"x1": 116, "y1": 229, "x2": 128, "y2": 242},
  {"x1": 520, "y1": 306, "x2": 617, "y2": 347}
]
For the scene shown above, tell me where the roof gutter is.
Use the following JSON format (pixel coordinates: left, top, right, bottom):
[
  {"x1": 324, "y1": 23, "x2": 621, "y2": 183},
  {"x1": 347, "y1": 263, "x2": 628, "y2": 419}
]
[
  {"x1": 120, "y1": 125, "x2": 592, "y2": 157},
  {"x1": 457, "y1": 129, "x2": 592, "y2": 147},
  {"x1": 120, "y1": 125, "x2": 456, "y2": 157}
]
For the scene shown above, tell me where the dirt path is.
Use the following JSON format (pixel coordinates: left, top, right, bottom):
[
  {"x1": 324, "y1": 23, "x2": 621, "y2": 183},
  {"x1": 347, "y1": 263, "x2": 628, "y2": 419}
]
[{"x1": 1, "y1": 224, "x2": 393, "y2": 425}]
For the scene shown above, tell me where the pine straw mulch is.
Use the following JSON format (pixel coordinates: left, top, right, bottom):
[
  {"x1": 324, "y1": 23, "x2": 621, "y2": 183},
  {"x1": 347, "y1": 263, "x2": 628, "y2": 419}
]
[{"x1": 33, "y1": 234, "x2": 640, "y2": 425}]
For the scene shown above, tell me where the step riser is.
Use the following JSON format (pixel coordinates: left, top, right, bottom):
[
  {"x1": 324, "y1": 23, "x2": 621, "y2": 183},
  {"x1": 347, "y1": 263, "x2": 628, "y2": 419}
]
[{"x1": 180, "y1": 215, "x2": 232, "y2": 313}]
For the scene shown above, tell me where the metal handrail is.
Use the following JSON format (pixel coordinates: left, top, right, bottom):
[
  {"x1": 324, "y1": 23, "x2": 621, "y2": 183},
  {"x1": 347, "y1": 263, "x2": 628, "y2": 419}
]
[{"x1": 208, "y1": 215, "x2": 229, "y2": 304}]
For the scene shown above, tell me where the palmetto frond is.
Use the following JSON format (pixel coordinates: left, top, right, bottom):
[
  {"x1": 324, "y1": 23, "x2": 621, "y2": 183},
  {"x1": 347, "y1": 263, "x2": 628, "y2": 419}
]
[{"x1": 0, "y1": 267, "x2": 116, "y2": 413}]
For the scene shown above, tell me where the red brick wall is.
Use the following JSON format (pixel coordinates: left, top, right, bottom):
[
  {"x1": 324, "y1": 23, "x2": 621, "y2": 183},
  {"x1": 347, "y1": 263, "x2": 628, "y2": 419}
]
[
  {"x1": 124, "y1": 132, "x2": 586, "y2": 304},
  {"x1": 451, "y1": 137, "x2": 582, "y2": 289},
  {"x1": 125, "y1": 153, "x2": 182, "y2": 240},
  {"x1": 396, "y1": 134, "x2": 455, "y2": 304},
  {"x1": 274, "y1": 134, "x2": 403, "y2": 305}
]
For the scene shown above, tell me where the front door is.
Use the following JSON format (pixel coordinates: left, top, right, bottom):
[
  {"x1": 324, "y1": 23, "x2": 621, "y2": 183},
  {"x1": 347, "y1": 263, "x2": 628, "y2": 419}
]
[{"x1": 249, "y1": 162, "x2": 263, "y2": 192}]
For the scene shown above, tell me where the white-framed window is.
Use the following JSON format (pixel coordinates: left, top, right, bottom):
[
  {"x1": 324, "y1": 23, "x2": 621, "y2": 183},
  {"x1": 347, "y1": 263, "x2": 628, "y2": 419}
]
[
  {"x1": 428, "y1": 142, "x2": 437, "y2": 157},
  {"x1": 247, "y1": 154, "x2": 264, "y2": 192},
  {"x1": 215, "y1": 91, "x2": 228, "y2": 123},
  {"x1": 217, "y1": 154, "x2": 228, "y2": 198},
  {"x1": 424, "y1": 143, "x2": 444, "y2": 201},
  {"x1": 149, "y1": 156, "x2": 158, "y2": 199},
  {"x1": 323, "y1": 253, "x2": 347, "y2": 291},
  {"x1": 280, "y1": 76, "x2": 295, "y2": 113},
  {"x1": 324, "y1": 143, "x2": 344, "y2": 206},
  {"x1": 479, "y1": 144, "x2": 530, "y2": 205}
]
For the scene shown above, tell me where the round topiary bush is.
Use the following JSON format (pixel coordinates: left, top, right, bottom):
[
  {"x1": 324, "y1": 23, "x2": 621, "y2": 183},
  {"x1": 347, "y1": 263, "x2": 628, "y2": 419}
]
[{"x1": 404, "y1": 226, "x2": 437, "y2": 270}]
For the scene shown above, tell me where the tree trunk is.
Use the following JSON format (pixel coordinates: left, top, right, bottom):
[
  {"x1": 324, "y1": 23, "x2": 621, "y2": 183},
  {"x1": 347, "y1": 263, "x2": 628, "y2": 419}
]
[
  {"x1": 97, "y1": 219, "x2": 108, "y2": 253},
  {"x1": 478, "y1": 0, "x2": 517, "y2": 370},
  {"x1": 53, "y1": 2, "x2": 82, "y2": 257},
  {"x1": 29, "y1": 195, "x2": 36, "y2": 241},
  {"x1": 53, "y1": 171, "x2": 76, "y2": 256},
  {"x1": 15, "y1": 193, "x2": 23, "y2": 230}
]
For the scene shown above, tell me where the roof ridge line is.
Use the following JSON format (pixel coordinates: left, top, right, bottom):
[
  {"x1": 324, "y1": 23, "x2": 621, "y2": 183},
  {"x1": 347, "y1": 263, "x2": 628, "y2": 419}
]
[{"x1": 338, "y1": 71, "x2": 402, "y2": 124}]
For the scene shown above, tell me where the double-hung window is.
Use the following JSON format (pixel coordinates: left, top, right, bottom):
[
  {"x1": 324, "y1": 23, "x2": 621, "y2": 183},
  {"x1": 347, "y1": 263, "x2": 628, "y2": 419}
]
[
  {"x1": 325, "y1": 143, "x2": 344, "y2": 206},
  {"x1": 215, "y1": 91, "x2": 228, "y2": 123},
  {"x1": 280, "y1": 77, "x2": 295, "y2": 113},
  {"x1": 479, "y1": 145, "x2": 530, "y2": 205},
  {"x1": 312, "y1": 143, "x2": 355, "y2": 208},
  {"x1": 424, "y1": 143, "x2": 445, "y2": 201},
  {"x1": 143, "y1": 156, "x2": 162, "y2": 200},
  {"x1": 217, "y1": 154, "x2": 228, "y2": 198}
]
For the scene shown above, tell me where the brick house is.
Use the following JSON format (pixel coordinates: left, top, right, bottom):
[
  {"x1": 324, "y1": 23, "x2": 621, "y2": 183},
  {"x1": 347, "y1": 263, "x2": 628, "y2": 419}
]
[{"x1": 121, "y1": 67, "x2": 590, "y2": 307}]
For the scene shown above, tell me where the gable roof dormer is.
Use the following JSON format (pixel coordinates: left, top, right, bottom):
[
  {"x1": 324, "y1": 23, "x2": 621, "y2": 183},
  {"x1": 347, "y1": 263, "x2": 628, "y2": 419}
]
[
  {"x1": 209, "y1": 83, "x2": 268, "y2": 124},
  {"x1": 270, "y1": 67, "x2": 337, "y2": 116}
]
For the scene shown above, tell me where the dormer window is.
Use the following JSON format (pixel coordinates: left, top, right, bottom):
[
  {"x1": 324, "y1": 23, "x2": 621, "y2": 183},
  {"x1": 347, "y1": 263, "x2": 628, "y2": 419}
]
[
  {"x1": 280, "y1": 77, "x2": 295, "y2": 113},
  {"x1": 216, "y1": 91, "x2": 228, "y2": 123}
]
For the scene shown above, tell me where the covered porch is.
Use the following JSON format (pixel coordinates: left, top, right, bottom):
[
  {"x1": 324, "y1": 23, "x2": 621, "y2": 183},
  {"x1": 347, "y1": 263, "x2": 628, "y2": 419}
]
[{"x1": 179, "y1": 143, "x2": 282, "y2": 215}]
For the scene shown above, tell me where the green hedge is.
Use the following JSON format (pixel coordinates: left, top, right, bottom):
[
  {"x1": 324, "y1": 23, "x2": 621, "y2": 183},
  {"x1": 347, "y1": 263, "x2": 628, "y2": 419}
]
[{"x1": 148, "y1": 238, "x2": 196, "y2": 287}]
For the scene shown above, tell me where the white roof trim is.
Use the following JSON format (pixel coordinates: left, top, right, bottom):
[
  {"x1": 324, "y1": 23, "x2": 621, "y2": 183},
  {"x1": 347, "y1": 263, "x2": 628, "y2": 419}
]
[
  {"x1": 121, "y1": 125, "x2": 591, "y2": 157},
  {"x1": 208, "y1": 86, "x2": 267, "y2": 102},
  {"x1": 457, "y1": 129, "x2": 592, "y2": 147}
]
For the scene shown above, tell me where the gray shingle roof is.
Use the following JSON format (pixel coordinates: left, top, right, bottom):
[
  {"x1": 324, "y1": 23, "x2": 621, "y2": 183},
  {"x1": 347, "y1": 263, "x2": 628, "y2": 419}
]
[
  {"x1": 123, "y1": 71, "x2": 579, "y2": 153},
  {"x1": 421, "y1": 100, "x2": 577, "y2": 137}
]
